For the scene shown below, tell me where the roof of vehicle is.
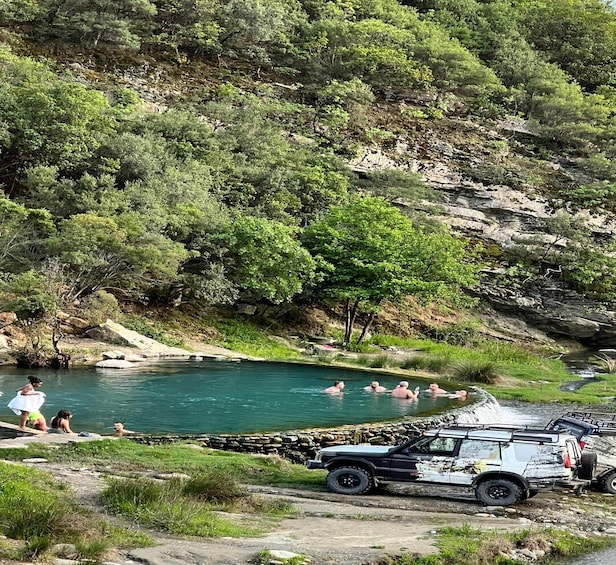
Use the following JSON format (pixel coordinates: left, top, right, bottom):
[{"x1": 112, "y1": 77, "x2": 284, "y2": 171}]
[
  {"x1": 425, "y1": 424, "x2": 575, "y2": 444},
  {"x1": 559, "y1": 411, "x2": 616, "y2": 434}
]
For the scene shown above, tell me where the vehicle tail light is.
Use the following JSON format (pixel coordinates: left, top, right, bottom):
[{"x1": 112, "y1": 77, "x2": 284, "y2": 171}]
[
  {"x1": 564, "y1": 453, "x2": 571, "y2": 468},
  {"x1": 579, "y1": 441, "x2": 587, "y2": 450}
]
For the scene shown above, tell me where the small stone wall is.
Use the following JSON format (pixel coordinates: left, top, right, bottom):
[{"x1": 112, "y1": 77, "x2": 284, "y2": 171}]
[{"x1": 130, "y1": 390, "x2": 496, "y2": 464}]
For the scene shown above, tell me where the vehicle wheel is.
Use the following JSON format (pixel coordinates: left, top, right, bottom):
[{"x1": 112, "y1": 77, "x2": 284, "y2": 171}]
[
  {"x1": 475, "y1": 479, "x2": 522, "y2": 506},
  {"x1": 326, "y1": 466, "x2": 373, "y2": 495},
  {"x1": 598, "y1": 469, "x2": 616, "y2": 494},
  {"x1": 579, "y1": 452, "x2": 598, "y2": 480}
]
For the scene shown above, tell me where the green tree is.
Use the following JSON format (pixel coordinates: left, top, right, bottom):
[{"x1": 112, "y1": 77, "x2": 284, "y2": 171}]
[
  {"x1": 209, "y1": 0, "x2": 307, "y2": 63},
  {"x1": 50, "y1": 213, "x2": 189, "y2": 300},
  {"x1": 303, "y1": 197, "x2": 478, "y2": 344},
  {"x1": 44, "y1": 0, "x2": 157, "y2": 49},
  {"x1": 208, "y1": 215, "x2": 316, "y2": 304},
  {"x1": 0, "y1": 270, "x2": 59, "y2": 367},
  {"x1": 0, "y1": 49, "x2": 115, "y2": 176},
  {"x1": 0, "y1": 0, "x2": 42, "y2": 23},
  {"x1": 0, "y1": 198, "x2": 55, "y2": 273},
  {"x1": 515, "y1": 0, "x2": 616, "y2": 90}
]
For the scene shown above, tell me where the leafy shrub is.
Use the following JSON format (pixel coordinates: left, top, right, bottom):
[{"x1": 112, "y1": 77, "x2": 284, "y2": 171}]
[
  {"x1": 181, "y1": 472, "x2": 244, "y2": 505},
  {"x1": 81, "y1": 290, "x2": 120, "y2": 326},
  {"x1": 451, "y1": 360, "x2": 500, "y2": 384},
  {"x1": 430, "y1": 321, "x2": 480, "y2": 347}
]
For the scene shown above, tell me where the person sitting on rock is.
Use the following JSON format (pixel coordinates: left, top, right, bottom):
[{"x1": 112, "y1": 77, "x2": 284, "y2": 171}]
[{"x1": 50, "y1": 410, "x2": 74, "y2": 434}]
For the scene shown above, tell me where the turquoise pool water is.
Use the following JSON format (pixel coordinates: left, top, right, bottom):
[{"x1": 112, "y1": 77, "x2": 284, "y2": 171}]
[{"x1": 0, "y1": 360, "x2": 460, "y2": 435}]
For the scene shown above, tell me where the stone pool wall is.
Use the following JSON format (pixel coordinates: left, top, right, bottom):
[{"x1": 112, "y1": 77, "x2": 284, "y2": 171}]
[{"x1": 129, "y1": 389, "x2": 497, "y2": 464}]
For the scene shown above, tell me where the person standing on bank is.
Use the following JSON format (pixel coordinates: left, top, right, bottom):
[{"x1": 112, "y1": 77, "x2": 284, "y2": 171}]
[{"x1": 7, "y1": 376, "x2": 46, "y2": 430}]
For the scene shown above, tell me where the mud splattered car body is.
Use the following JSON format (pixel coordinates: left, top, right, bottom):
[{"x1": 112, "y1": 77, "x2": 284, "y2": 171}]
[{"x1": 307, "y1": 424, "x2": 590, "y2": 506}]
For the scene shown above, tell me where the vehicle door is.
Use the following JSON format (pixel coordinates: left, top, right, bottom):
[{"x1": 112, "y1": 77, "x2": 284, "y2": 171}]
[
  {"x1": 446, "y1": 439, "x2": 502, "y2": 485},
  {"x1": 389, "y1": 436, "x2": 458, "y2": 484}
]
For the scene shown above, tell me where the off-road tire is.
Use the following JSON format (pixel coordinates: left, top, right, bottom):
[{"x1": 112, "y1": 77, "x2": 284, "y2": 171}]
[
  {"x1": 326, "y1": 466, "x2": 373, "y2": 495},
  {"x1": 598, "y1": 468, "x2": 616, "y2": 494},
  {"x1": 475, "y1": 478, "x2": 523, "y2": 506},
  {"x1": 579, "y1": 452, "x2": 598, "y2": 480}
]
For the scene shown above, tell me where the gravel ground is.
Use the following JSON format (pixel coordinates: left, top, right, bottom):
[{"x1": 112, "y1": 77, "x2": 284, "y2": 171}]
[{"x1": 17, "y1": 460, "x2": 616, "y2": 565}]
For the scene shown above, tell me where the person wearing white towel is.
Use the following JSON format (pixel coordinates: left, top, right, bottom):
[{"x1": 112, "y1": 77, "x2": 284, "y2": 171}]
[{"x1": 7, "y1": 375, "x2": 46, "y2": 430}]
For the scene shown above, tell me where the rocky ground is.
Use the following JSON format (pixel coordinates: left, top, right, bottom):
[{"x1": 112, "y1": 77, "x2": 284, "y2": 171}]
[{"x1": 10, "y1": 456, "x2": 616, "y2": 565}]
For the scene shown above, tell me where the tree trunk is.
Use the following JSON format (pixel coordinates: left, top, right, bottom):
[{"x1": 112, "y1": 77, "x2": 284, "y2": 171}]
[
  {"x1": 344, "y1": 298, "x2": 360, "y2": 345},
  {"x1": 357, "y1": 311, "x2": 376, "y2": 346}
]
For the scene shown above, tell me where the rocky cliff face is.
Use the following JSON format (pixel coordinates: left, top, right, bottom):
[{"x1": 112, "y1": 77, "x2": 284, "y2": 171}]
[{"x1": 350, "y1": 122, "x2": 616, "y2": 348}]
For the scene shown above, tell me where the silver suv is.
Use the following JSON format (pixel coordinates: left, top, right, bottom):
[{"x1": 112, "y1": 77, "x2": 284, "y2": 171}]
[{"x1": 307, "y1": 424, "x2": 589, "y2": 506}]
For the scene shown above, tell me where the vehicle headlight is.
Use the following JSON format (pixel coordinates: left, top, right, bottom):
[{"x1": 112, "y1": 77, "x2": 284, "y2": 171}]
[{"x1": 314, "y1": 451, "x2": 323, "y2": 462}]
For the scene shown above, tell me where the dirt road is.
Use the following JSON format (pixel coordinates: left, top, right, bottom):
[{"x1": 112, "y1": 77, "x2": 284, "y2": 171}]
[{"x1": 32, "y1": 462, "x2": 616, "y2": 565}]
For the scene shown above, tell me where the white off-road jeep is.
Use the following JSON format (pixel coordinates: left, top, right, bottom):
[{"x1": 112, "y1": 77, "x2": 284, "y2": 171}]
[{"x1": 307, "y1": 424, "x2": 589, "y2": 506}]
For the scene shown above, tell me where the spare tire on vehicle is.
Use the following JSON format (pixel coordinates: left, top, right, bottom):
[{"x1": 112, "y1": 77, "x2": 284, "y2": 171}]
[{"x1": 579, "y1": 452, "x2": 598, "y2": 480}]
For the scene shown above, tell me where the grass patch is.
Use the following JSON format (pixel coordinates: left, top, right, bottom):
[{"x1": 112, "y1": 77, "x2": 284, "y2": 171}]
[
  {"x1": 0, "y1": 461, "x2": 152, "y2": 563},
  {"x1": 101, "y1": 477, "x2": 254, "y2": 537},
  {"x1": 450, "y1": 360, "x2": 501, "y2": 384},
  {"x1": 367, "y1": 333, "x2": 616, "y2": 403},
  {"x1": 211, "y1": 318, "x2": 301, "y2": 360},
  {"x1": 371, "y1": 525, "x2": 615, "y2": 564},
  {"x1": 121, "y1": 315, "x2": 186, "y2": 348},
  {"x1": 0, "y1": 440, "x2": 326, "y2": 489},
  {"x1": 101, "y1": 472, "x2": 296, "y2": 537},
  {"x1": 400, "y1": 354, "x2": 453, "y2": 373},
  {"x1": 353, "y1": 354, "x2": 400, "y2": 368}
]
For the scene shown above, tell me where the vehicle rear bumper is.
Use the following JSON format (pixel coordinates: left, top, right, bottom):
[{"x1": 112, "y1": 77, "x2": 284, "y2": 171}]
[
  {"x1": 307, "y1": 460, "x2": 325, "y2": 470},
  {"x1": 541, "y1": 478, "x2": 590, "y2": 491},
  {"x1": 557, "y1": 478, "x2": 591, "y2": 489}
]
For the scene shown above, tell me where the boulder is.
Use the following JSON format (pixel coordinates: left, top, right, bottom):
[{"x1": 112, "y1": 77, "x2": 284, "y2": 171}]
[
  {"x1": 87, "y1": 320, "x2": 192, "y2": 356},
  {"x1": 0, "y1": 312, "x2": 17, "y2": 325},
  {"x1": 95, "y1": 359, "x2": 135, "y2": 369}
]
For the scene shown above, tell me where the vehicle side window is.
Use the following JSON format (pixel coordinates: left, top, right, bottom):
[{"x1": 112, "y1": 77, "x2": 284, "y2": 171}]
[
  {"x1": 458, "y1": 440, "x2": 500, "y2": 459},
  {"x1": 511, "y1": 443, "x2": 540, "y2": 461},
  {"x1": 419, "y1": 437, "x2": 457, "y2": 455}
]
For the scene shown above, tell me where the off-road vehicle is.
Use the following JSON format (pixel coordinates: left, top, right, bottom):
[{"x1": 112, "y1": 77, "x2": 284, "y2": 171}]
[
  {"x1": 307, "y1": 424, "x2": 589, "y2": 506},
  {"x1": 547, "y1": 411, "x2": 616, "y2": 493}
]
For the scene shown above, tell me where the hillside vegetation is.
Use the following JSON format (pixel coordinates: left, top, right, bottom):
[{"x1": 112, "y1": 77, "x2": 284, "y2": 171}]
[{"x1": 2, "y1": 0, "x2": 616, "y2": 365}]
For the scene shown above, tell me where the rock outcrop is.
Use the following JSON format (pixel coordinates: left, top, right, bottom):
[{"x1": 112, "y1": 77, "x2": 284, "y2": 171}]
[{"x1": 350, "y1": 130, "x2": 616, "y2": 347}]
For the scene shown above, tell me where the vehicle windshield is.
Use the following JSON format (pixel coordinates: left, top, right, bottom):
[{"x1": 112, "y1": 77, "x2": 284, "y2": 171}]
[{"x1": 549, "y1": 420, "x2": 589, "y2": 440}]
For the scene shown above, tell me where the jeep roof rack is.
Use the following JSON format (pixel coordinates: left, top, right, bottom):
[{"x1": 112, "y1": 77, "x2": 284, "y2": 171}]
[
  {"x1": 426, "y1": 424, "x2": 566, "y2": 444},
  {"x1": 562, "y1": 411, "x2": 616, "y2": 433}
]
